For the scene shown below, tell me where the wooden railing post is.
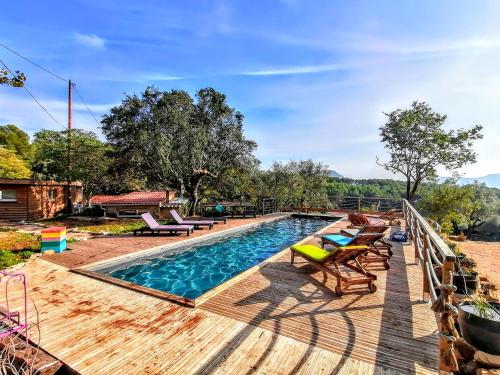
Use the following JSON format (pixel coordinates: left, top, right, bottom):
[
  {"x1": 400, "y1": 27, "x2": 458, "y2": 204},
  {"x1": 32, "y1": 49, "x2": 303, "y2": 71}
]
[
  {"x1": 422, "y1": 233, "x2": 430, "y2": 302},
  {"x1": 413, "y1": 219, "x2": 420, "y2": 264}
]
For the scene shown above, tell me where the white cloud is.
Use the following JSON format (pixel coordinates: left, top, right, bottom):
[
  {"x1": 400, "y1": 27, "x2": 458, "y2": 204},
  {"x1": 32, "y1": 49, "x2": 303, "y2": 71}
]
[
  {"x1": 74, "y1": 32, "x2": 106, "y2": 50},
  {"x1": 242, "y1": 64, "x2": 343, "y2": 76},
  {"x1": 243, "y1": 47, "x2": 500, "y2": 178},
  {"x1": 139, "y1": 73, "x2": 184, "y2": 81}
]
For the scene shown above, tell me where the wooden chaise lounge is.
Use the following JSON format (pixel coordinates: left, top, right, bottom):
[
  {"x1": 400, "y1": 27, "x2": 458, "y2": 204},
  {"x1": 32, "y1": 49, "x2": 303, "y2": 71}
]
[
  {"x1": 170, "y1": 210, "x2": 215, "y2": 230},
  {"x1": 134, "y1": 213, "x2": 194, "y2": 236},
  {"x1": 321, "y1": 232, "x2": 391, "y2": 269},
  {"x1": 291, "y1": 243, "x2": 377, "y2": 296}
]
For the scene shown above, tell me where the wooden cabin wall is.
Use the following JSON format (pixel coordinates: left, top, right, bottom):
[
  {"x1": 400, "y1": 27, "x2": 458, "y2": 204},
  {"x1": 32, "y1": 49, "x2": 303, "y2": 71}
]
[{"x1": 0, "y1": 185, "x2": 30, "y2": 221}]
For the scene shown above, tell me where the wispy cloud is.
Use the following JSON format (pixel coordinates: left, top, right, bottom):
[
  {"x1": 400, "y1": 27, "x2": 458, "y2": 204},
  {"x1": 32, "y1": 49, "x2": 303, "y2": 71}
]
[
  {"x1": 74, "y1": 32, "x2": 106, "y2": 49},
  {"x1": 242, "y1": 64, "x2": 343, "y2": 76},
  {"x1": 140, "y1": 73, "x2": 184, "y2": 81}
]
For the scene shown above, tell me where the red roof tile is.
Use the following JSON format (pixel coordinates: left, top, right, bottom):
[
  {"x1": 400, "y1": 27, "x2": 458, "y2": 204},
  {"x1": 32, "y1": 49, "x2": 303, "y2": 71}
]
[{"x1": 90, "y1": 192, "x2": 169, "y2": 205}]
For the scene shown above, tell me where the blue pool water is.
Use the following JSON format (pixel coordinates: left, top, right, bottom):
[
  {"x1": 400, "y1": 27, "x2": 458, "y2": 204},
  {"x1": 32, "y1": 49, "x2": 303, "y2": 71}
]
[{"x1": 102, "y1": 218, "x2": 328, "y2": 299}]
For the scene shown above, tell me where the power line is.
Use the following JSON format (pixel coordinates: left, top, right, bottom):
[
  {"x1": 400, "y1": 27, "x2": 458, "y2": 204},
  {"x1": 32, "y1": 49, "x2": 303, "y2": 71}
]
[
  {"x1": 73, "y1": 85, "x2": 101, "y2": 126},
  {"x1": 0, "y1": 57, "x2": 66, "y2": 129},
  {"x1": 0, "y1": 42, "x2": 68, "y2": 83},
  {"x1": 0, "y1": 43, "x2": 102, "y2": 128}
]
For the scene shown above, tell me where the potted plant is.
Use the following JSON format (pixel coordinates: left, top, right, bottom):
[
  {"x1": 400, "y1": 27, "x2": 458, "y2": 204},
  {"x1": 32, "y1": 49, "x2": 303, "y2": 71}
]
[
  {"x1": 458, "y1": 296, "x2": 500, "y2": 355},
  {"x1": 453, "y1": 257, "x2": 479, "y2": 295},
  {"x1": 449, "y1": 243, "x2": 466, "y2": 264}
]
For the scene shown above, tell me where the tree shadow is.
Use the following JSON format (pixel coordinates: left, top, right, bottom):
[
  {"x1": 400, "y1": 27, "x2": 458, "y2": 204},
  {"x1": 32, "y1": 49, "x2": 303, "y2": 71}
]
[
  {"x1": 373, "y1": 226, "x2": 439, "y2": 374},
  {"x1": 196, "y1": 223, "x2": 438, "y2": 374},
  {"x1": 196, "y1": 259, "x2": 371, "y2": 374}
]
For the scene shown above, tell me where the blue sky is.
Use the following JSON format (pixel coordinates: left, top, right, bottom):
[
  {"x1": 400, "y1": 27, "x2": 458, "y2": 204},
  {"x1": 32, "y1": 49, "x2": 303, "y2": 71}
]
[{"x1": 1, "y1": 0, "x2": 499, "y2": 178}]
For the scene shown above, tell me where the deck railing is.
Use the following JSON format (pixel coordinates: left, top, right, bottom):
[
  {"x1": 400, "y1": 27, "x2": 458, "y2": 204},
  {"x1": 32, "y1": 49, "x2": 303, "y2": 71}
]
[
  {"x1": 402, "y1": 199, "x2": 456, "y2": 373},
  {"x1": 283, "y1": 196, "x2": 403, "y2": 212},
  {"x1": 402, "y1": 199, "x2": 456, "y2": 303}
]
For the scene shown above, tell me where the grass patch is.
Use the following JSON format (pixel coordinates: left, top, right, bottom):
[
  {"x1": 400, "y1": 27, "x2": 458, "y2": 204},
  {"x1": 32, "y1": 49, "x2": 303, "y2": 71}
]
[
  {"x1": 0, "y1": 231, "x2": 40, "y2": 269},
  {"x1": 0, "y1": 231, "x2": 40, "y2": 252},
  {"x1": 0, "y1": 250, "x2": 35, "y2": 270},
  {"x1": 77, "y1": 220, "x2": 146, "y2": 235}
]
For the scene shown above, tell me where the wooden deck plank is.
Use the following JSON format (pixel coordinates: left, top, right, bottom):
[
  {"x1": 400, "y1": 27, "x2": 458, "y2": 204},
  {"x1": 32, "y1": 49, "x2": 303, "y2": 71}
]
[
  {"x1": 200, "y1": 220, "x2": 439, "y2": 374},
  {"x1": 3, "y1": 217, "x2": 438, "y2": 374}
]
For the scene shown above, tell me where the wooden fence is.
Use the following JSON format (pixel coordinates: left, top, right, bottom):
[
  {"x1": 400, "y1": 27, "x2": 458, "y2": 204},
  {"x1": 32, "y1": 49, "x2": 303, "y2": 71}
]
[
  {"x1": 282, "y1": 196, "x2": 403, "y2": 213},
  {"x1": 403, "y1": 199, "x2": 456, "y2": 373}
]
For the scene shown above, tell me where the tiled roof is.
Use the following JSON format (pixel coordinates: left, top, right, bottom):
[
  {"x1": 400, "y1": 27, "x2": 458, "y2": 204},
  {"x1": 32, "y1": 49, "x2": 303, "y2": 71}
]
[{"x1": 90, "y1": 191, "x2": 169, "y2": 205}]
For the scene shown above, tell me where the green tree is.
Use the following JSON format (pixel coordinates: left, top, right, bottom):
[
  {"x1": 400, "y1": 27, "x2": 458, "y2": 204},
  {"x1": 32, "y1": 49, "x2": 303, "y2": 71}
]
[
  {"x1": 102, "y1": 87, "x2": 258, "y2": 214},
  {"x1": 418, "y1": 182, "x2": 474, "y2": 233},
  {"x1": 0, "y1": 124, "x2": 34, "y2": 161},
  {"x1": 418, "y1": 182, "x2": 500, "y2": 235},
  {"x1": 0, "y1": 147, "x2": 31, "y2": 178},
  {"x1": 378, "y1": 101, "x2": 483, "y2": 201},
  {"x1": 32, "y1": 129, "x2": 113, "y2": 198},
  {"x1": 259, "y1": 160, "x2": 329, "y2": 209},
  {"x1": 0, "y1": 69, "x2": 25, "y2": 87},
  {"x1": 467, "y1": 183, "x2": 500, "y2": 235}
]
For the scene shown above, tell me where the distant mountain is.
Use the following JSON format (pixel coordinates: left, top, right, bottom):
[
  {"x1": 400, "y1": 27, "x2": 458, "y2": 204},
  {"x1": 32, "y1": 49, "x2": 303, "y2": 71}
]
[
  {"x1": 328, "y1": 170, "x2": 344, "y2": 178},
  {"x1": 438, "y1": 174, "x2": 500, "y2": 189}
]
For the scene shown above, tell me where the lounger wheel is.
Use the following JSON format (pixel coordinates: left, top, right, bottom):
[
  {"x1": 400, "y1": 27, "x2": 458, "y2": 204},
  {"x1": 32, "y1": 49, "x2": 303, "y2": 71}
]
[
  {"x1": 335, "y1": 286, "x2": 343, "y2": 297},
  {"x1": 369, "y1": 283, "x2": 377, "y2": 293}
]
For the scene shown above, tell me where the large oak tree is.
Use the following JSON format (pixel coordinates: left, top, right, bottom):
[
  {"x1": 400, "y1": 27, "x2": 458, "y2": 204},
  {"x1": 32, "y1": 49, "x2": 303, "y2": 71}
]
[{"x1": 102, "y1": 87, "x2": 257, "y2": 214}]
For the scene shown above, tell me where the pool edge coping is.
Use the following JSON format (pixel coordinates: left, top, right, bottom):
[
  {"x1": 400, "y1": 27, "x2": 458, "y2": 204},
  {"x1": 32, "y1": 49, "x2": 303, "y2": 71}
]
[
  {"x1": 76, "y1": 213, "x2": 288, "y2": 271},
  {"x1": 70, "y1": 215, "x2": 344, "y2": 307}
]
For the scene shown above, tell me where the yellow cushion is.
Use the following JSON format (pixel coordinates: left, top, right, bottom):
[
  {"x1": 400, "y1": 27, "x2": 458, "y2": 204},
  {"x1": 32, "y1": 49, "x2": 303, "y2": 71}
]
[
  {"x1": 291, "y1": 244, "x2": 338, "y2": 262},
  {"x1": 338, "y1": 245, "x2": 369, "y2": 250}
]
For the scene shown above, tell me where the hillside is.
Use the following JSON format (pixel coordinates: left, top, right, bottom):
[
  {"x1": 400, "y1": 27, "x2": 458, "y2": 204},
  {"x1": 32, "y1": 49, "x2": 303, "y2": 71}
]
[
  {"x1": 328, "y1": 170, "x2": 344, "y2": 178},
  {"x1": 439, "y1": 174, "x2": 500, "y2": 188}
]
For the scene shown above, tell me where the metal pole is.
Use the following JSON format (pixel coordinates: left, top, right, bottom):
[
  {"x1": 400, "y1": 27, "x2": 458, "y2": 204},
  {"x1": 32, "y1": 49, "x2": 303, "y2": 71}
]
[{"x1": 67, "y1": 80, "x2": 73, "y2": 212}]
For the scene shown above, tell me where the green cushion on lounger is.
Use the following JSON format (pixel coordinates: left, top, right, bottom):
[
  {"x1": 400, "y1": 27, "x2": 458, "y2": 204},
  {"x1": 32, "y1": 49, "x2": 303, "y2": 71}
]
[
  {"x1": 322, "y1": 234, "x2": 353, "y2": 247},
  {"x1": 291, "y1": 244, "x2": 339, "y2": 262}
]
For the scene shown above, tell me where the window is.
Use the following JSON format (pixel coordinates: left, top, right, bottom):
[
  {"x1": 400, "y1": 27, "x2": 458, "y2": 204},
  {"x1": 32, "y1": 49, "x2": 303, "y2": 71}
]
[
  {"x1": 48, "y1": 190, "x2": 57, "y2": 201},
  {"x1": 0, "y1": 190, "x2": 17, "y2": 202}
]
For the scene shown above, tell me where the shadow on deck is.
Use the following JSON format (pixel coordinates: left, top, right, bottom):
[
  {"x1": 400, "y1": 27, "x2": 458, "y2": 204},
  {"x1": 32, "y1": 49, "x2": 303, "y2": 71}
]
[{"x1": 199, "y1": 224, "x2": 439, "y2": 374}]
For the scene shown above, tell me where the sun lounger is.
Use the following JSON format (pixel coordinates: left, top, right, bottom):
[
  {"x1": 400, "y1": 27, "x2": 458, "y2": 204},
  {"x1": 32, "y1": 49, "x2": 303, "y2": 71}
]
[
  {"x1": 170, "y1": 210, "x2": 214, "y2": 229},
  {"x1": 291, "y1": 243, "x2": 377, "y2": 296},
  {"x1": 377, "y1": 209, "x2": 402, "y2": 224},
  {"x1": 186, "y1": 215, "x2": 228, "y2": 224},
  {"x1": 134, "y1": 213, "x2": 194, "y2": 236},
  {"x1": 321, "y1": 232, "x2": 390, "y2": 269},
  {"x1": 347, "y1": 212, "x2": 385, "y2": 227},
  {"x1": 340, "y1": 224, "x2": 393, "y2": 257}
]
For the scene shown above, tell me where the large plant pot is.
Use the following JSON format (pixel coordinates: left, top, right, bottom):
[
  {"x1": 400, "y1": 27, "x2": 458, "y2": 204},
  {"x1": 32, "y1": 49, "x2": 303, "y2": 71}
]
[
  {"x1": 454, "y1": 252, "x2": 466, "y2": 265},
  {"x1": 453, "y1": 272, "x2": 478, "y2": 294},
  {"x1": 458, "y1": 302, "x2": 500, "y2": 355}
]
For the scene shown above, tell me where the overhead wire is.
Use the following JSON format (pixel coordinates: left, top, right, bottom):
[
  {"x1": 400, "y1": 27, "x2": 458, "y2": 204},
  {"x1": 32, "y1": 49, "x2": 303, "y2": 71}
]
[
  {"x1": 0, "y1": 42, "x2": 68, "y2": 83},
  {"x1": 0, "y1": 42, "x2": 102, "y2": 127},
  {"x1": 0, "y1": 57, "x2": 66, "y2": 129},
  {"x1": 73, "y1": 85, "x2": 101, "y2": 126}
]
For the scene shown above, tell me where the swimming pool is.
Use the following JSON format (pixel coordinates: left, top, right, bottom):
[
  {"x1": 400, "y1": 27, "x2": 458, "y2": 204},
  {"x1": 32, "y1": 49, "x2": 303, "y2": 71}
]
[{"x1": 96, "y1": 217, "x2": 329, "y2": 300}]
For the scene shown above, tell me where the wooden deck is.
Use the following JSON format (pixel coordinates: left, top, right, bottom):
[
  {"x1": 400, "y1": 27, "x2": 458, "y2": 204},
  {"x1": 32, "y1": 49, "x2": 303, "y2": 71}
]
[
  {"x1": 6, "y1": 217, "x2": 439, "y2": 374},
  {"x1": 200, "y1": 223, "x2": 438, "y2": 374}
]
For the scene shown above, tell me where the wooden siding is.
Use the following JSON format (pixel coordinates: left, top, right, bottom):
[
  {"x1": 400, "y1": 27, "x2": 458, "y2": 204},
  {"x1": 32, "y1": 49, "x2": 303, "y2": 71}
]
[
  {"x1": 0, "y1": 183, "x2": 82, "y2": 221},
  {"x1": 0, "y1": 185, "x2": 29, "y2": 220}
]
